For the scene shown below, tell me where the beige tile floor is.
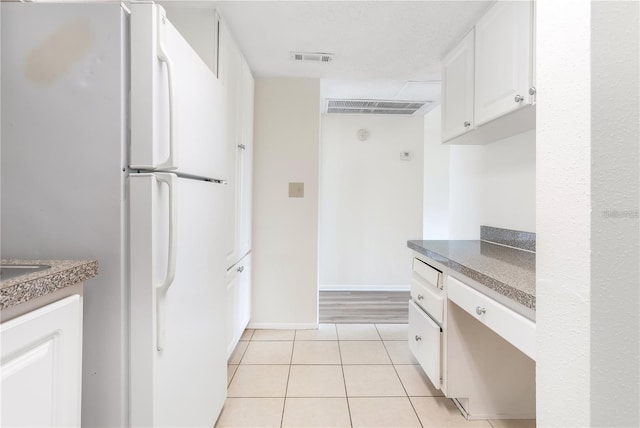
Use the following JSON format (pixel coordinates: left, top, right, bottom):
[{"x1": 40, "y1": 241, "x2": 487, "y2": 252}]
[{"x1": 217, "y1": 324, "x2": 536, "y2": 428}]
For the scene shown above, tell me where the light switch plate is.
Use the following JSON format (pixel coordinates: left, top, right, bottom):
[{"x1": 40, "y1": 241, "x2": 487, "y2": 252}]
[{"x1": 288, "y1": 182, "x2": 304, "y2": 198}]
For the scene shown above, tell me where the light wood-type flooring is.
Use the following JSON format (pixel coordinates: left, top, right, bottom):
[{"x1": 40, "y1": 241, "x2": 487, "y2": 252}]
[{"x1": 319, "y1": 290, "x2": 410, "y2": 324}]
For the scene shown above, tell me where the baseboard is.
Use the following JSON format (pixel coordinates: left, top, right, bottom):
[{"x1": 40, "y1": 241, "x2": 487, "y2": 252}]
[
  {"x1": 319, "y1": 284, "x2": 410, "y2": 292},
  {"x1": 247, "y1": 322, "x2": 319, "y2": 330}
]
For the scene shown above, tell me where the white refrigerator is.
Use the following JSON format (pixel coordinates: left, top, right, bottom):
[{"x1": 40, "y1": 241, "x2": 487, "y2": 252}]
[{"x1": 1, "y1": 3, "x2": 228, "y2": 427}]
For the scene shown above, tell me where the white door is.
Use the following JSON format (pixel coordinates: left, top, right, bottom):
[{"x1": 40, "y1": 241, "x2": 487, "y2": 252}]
[
  {"x1": 1, "y1": 296, "x2": 82, "y2": 427},
  {"x1": 474, "y1": 1, "x2": 533, "y2": 125},
  {"x1": 129, "y1": 173, "x2": 227, "y2": 427},
  {"x1": 441, "y1": 29, "x2": 475, "y2": 142},
  {"x1": 129, "y1": 4, "x2": 227, "y2": 180}
]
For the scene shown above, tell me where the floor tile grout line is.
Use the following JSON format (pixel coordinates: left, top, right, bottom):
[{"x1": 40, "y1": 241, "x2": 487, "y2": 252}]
[
  {"x1": 380, "y1": 334, "x2": 425, "y2": 428},
  {"x1": 280, "y1": 331, "x2": 297, "y2": 428},
  {"x1": 336, "y1": 333, "x2": 354, "y2": 428}
]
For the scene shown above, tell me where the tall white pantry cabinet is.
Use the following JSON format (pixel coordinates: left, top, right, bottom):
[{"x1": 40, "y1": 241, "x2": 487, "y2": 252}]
[
  {"x1": 163, "y1": 6, "x2": 254, "y2": 358},
  {"x1": 218, "y1": 19, "x2": 255, "y2": 357}
]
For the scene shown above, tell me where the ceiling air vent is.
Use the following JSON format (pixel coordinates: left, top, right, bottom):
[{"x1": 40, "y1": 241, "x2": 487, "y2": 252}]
[
  {"x1": 326, "y1": 99, "x2": 430, "y2": 115},
  {"x1": 290, "y1": 51, "x2": 334, "y2": 63}
]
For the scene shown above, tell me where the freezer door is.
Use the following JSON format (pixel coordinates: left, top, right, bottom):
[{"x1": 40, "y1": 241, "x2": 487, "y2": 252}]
[
  {"x1": 129, "y1": 173, "x2": 227, "y2": 426},
  {"x1": 130, "y1": 4, "x2": 227, "y2": 180}
]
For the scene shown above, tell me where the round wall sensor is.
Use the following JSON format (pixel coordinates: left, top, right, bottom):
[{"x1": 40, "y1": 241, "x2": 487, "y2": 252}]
[{"x1": 357, "y1": 128, "x2": 370, "y2": 141}]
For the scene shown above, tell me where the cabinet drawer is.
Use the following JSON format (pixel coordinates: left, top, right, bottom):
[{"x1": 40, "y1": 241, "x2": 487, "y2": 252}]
[
  {"x1": 448, "y1": 276, "x2": 536, "y2": 360},
  {"x1": 410, "y1": 278, "x2": 444, "y2": 325},
  {"x1": 412, "y1": 257, "x2": 442, "y2": 289},
  {"x1": 408, "y1": 301, "x2": 442, "y2": 390}
]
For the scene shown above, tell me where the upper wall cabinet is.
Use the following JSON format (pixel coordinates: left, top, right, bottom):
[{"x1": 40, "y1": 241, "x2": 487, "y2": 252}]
[
  {"x1": 441, "y1": 29, "x2": 475, "y2": 142},
  {"x1": 474, "y1": 1, "x2": 533, "y2": 125},
  {"x1": 442, "y1": 0, "x2": 535, "y2": 145}
]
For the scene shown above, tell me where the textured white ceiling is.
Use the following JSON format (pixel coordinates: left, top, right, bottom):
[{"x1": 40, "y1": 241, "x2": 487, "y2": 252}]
[{"x1": 188, "y1": 1, "x2": 494, "y2": 109}]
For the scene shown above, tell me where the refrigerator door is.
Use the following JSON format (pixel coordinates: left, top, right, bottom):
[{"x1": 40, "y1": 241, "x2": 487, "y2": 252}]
[
  {"x1": 129, "y1": 173, "x2": 227, "y2": 426},
  {"x1": 129, "y1": 4, "x2": 227, "y2": 179}
]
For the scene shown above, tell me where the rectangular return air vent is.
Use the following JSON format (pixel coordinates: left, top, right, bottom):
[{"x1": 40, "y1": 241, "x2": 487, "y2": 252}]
[
  {"x1": 326, "y1": 99, "x2": 429, "y2": 115},
  {"x1": 290, "y1": 51, "x2": 334, "y2": 62}
]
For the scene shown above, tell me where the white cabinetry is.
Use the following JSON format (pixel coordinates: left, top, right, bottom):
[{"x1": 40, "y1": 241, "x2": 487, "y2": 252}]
[
  {"x1": 219, "y1": 18, "x2": 254, "y2": 358},
  {"x1": 226, "y1": 253, "x2": 252, "y2": 358},
  {"x1": 441, "y1": 29, "x2": 475, "y2": 142},
  {"x1": 237, "y1": 59, "x2": 254, "y2": 259},
  {"x1": 219, "y1": 21, "x2": 243, "y2": 267},
  {"x1": 446, "y1": 274, "x2": 536, "y2": 419},
  {"x1": 474, "y1": 0, "x2": 533, "y2": 125},
  {"x1": 408, "y1": 252, "x2": 536, "y2": 419},
  {"x1": 448, "y1": 276, "x2": 535, "y2": 360},
  {"x1": 1, "y1": 295, "x2": 83, "y2": 427},
  {"x1": 408, "y1": 255, "x2": 446, "y2": 394},
  {"x1": 442, "y1": 0, "x2": 535, "y2": 145},
  {"x1": 219, "y1": 22, "x2": 254, "y2": 269},
  {"x1": 408, "y1": 301, "x2": 442, "y2": 390}
]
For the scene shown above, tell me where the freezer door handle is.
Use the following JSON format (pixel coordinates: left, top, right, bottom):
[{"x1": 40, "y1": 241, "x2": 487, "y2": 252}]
[
  {"x1": 155, "y1": 7, "x2": 178, "y2": 170},
  {"x1": 155, "y1": 173, "x2": 178, "y2": 351}
]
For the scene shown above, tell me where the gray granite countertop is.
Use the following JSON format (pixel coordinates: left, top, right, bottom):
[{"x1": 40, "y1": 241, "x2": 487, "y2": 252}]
[
  {"x1": 1, "y1": 259, "x2": 98, "y2": 311},
  {"x1": 407, "y1": 240, "x2": 535, "y2": 311}
]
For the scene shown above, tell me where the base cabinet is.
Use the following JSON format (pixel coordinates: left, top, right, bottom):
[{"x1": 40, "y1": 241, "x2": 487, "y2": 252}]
[
  {"x1": 1, "y1": 295, "x2": 83, "y2": 427},
  {"x1": 408, "y1": 251, "x2": 536, "y2": 420},
  {"x1": 226, "y1": 253, "x2": 251, "y2": 358}
]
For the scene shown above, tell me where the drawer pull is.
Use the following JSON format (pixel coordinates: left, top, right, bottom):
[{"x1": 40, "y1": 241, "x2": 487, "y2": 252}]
[
  {"x1": 476, "y1": 306, "x2": 486, "y2": 316},
  {"x1": 417, "y1": 294, "x2": 424, "y2": 301},
  {"x1": 415, "y1": 335, "x2": 422, "y2": 341}
]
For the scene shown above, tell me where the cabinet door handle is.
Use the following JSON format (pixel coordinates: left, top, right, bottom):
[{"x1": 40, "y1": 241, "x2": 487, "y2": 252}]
[
  {"x1": 476, "y1": 306, "x2": 486, "y2": 316},
  {"x1": 417, "y1": 294, "x2": 424, "y2": 301},
  {"x1": 514, "y1": 94, "x2": 524, "y2": 103},
  {"x1": 463, "y1": 121, "x2": 471, "y2": 128},
  {"x1": 529, "y1": 87, "x2": 536, "y2": 96},
  {"x1": 415, "y1": 335, "x2": 422, "y2": 341},
  {"x1": 238, "y1": 144, "x2": 246, "y2": 150},
  {"x1": 237, "y1": 265, "x2": 245, "y2": 273}
]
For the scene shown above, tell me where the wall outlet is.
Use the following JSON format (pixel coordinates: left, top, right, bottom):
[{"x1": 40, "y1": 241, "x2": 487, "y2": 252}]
[{"x1": 289, "y1": 182, "x2": 304, "y2": 198}]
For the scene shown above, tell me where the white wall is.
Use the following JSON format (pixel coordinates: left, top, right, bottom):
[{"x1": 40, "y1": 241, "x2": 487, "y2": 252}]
[
  {"x1": 319, "y1": 115, "x2": 424, "y2": 289},
  {"x1": 422, "y1": 108, "x2": 536, "y2": 240},
  {"x1": 537, "y1": 1, "x2": 640, "y2": 426},
  {"x1": 537, "y1": 1, "x2": 592, "y2": 425},
  {"x1": 590, "y1": 2, "x2": 639, "y2": 426},
  {"x1": 449, "y1": 130, "x2": 536, "y2": 238},
  {"x1": 251, "y1": 78, "x2": 320, "y2": 328},
  {"x1": 423, "y1": 105, "x2": 450, "y2": 239}
]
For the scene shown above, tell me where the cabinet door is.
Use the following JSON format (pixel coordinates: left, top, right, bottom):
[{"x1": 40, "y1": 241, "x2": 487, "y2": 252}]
[
  {"x1": 474, "y1": 1, "x2": 532, "y2": 125},
  {"x1": 219, "y1": 22, "x2": 242, "y2": 267},
  {"x1": 236, "y1": 254, "x2": 252, "y2": 335},
  {"x1": 441, "y1": 29, "x2": 475, "y2": 142},
  {"x1": 408, "y1": 301, "x2": 442, "y2": 390},
  {"x1": 225, "y1": 254, "x2": 252, "y2": 359},
  {"x1": 226, "y1": 267, "x2": 240, "y2": 358},
  {"x1": 1, "y1": 295, "x2": 82, "y2": 427},
  {"x1": 237, "y1": 60, "x2": 254, "y2": 258}
]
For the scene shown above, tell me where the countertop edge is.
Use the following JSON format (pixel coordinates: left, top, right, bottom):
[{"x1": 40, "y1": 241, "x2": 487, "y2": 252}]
[
  {"x1": 407, "y1": 240, "x2": 536, "y2": 312},
  {"x1": 0, "y1": 260, "x2": 98, "y2": 311}
]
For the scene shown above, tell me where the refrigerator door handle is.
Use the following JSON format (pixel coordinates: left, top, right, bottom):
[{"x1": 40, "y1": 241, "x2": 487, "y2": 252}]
[
  {"x1": 155, "y1": 7, "x2": 178, "y2": 171},
  {"x1": 155, "y1": 172, "x2": 178, "y2": 351}
]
